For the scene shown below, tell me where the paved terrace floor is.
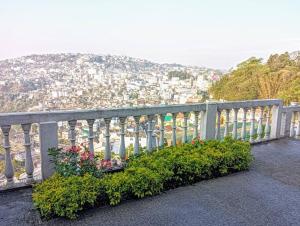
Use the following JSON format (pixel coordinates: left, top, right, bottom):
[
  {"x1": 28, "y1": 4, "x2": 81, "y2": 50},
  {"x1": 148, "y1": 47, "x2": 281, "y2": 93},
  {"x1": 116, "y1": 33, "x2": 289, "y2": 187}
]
[{"x1": 1, "y1": 138, "x2": 300, "y2": 226}]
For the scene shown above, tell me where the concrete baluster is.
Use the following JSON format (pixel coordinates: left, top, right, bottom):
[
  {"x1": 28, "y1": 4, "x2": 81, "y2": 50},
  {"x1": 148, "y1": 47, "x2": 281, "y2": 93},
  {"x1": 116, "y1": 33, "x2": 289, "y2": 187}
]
[
  {"x1": 232, "y1": 108, "x2": 239, "y2": 139},
  {"x1": 193, "y1": 111, "x2": 199, "y2": 139},
  {"x1": 68, "y1": 120, "x2": 77, "y2": 146},
  {"x1": 215, "y1": 110, "x2": 221, "y2": 140},
  {"x1": 119, "y1": 117, "x2": 126, "y2": 160},
  {"x1": 21, "y1": 123, "x2": 34, "y2": 184},
  {"x1": 241, "y1": 108, "x2": 247, "y2": 140},
  {"x1": 296, "y1": 112, "x2": 300, "y2": 139},
  {"x1": 250, "y1": 107, "x2": 256, "y2": 142},
  {"x1": 224, "y1": 109, "x2": 230, "y2": 137},
  {"x1": 182, "y1": 112, "x2": 189, "y2": 143},
  {"x1": 159, "y1": 114, "x2": 165, "y2": 147},
  {"x1": 1, "y1": 125, "x2": 14, "y2": 185},
  {"x1": 257, "y1": 106, "x2": 264, "y2": 141},
  {"x1": 133, "y1": 116, "x2": 141, "y2": 155},
  {"x1": 87, "y1": 119, "x2": 95, "y2": 153},
  {"x1": 264, "y1": 106, "x2": 271, "y2": 140},
  {"x1": 290, "y1": 112, "x2": 296, "y2": 137},
  {"x1": 172, "y1": 113, "x2": 177, "y2": 146},
  {"x1": 104, "y1": 118, "x2": 111, "y2": 160},
  {"x1": 151, "y1": 116, "x2": 157, "y2": 149},
  {"x1": 146, "y1": 115, "x2": 154, "y2": 151}
]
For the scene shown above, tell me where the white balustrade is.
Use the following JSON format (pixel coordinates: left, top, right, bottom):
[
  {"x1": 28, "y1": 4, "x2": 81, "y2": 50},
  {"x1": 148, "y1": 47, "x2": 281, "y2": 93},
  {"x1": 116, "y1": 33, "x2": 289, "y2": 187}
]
[
  {"x1": 87, "y1": 119, "x2": 95, "y2": 153},
  {"x1": 256, "y1": 107, "x2": 264, "y2": 142},
  {"x1": 290, "y1": 112, "x2": 296, "y2": 137},
  {"x1": 68, "y1": 120, "x2": 77, "y2": 146},
  {"x1": 21, "y1": 123, "x2": 34, "y2": 184},
  {"x1": 104, "y1": 118, "x2": 111, "y2": 160},
  {"x1": 264, "y1": 106, "x2": 271, "y2": 139},
  {"x1": 0, "y1": 99, "x2": 290, "y2": 190},
  {"x1": 182, "y1": 112, "x2": 189, "y2": 143},
  {"x1": 119, "y1": 117, "x2": 126, "y2": 160},
  {"x1": 151, "y1": 116, "x2": 157, "y2": 149},
  {"x1": 172, "y1": 113, "x2": 177, "y2": 146},
  {"x1": 224, "y1": 109, "x2": 230, "y2": 137},
  {"x1": 249, "y1": 107, "x2": 256, "y2": 142},
  {"x1": 296, "y1": 112, "x2": 300, "y2": 139},
  {"x1": 1, "y1": 125, "x2": 14, "y2": 185},
  {"x1": 147, "y1": 115, "x2": 154, "y2": 151},
  {"x1": 133, "y1": 116, "x2": 141, "y2": 155},
  {"x1": 215, "y1": 110, "x2": 221, "y2": 140},
  {"x1": 241, "y1": 108, "x2": 247, "y2": 140},
  {"x1": 193, "y1": 111, "x2": 199, "y2": 139},
  {"x1": 232, "y1": 109, "x2": 238, "y2": 139},
  {"x1": 159, "y1": 114, "x2": 165, "y2": 147}
]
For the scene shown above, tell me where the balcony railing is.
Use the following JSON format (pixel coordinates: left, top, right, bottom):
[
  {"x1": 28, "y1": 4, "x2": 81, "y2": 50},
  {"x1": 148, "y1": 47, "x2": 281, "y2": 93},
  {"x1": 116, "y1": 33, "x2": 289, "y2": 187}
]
[{"x1": 0, "y1": 99, "x2": 299, "y2": 190}]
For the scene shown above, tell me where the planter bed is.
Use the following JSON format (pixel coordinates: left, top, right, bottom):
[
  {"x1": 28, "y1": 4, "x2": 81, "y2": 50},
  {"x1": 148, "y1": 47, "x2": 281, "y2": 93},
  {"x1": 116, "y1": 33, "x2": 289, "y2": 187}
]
[{"x1": 32, "y1": 137, "x2": 253, "y2": 220}]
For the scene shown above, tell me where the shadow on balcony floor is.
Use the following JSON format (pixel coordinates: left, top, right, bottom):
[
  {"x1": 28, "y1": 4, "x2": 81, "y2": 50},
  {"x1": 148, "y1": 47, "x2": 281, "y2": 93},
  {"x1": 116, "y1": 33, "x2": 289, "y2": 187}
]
[{"x1": 1, "y1": 138, "x2": 300, "y2": 226}]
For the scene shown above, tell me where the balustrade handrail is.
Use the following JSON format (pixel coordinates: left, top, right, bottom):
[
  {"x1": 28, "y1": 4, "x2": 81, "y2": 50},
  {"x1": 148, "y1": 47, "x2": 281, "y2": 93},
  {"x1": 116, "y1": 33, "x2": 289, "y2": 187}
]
[
  {"x1": 283, "y1": 105, "x2": 300, "y2": 112},
  {"x1": 216, "y1": 99, "x2": 282, "y2": 110},
  {"x1": 0, "y1": 103, "x2": 207, "y2": 126}
]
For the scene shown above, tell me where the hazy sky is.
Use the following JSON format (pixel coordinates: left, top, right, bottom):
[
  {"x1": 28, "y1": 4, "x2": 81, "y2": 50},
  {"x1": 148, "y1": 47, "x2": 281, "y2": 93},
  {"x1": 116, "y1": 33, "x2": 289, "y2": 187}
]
[{"x1": 1, "y1": 0, "x2": 299, "y2": 69}]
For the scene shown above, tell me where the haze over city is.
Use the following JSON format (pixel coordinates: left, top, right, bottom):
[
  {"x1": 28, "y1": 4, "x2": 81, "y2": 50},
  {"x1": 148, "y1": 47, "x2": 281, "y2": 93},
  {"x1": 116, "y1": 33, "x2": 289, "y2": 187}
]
[{"x1": 1, "y1": 0, "x2": 300, "y2": 69}]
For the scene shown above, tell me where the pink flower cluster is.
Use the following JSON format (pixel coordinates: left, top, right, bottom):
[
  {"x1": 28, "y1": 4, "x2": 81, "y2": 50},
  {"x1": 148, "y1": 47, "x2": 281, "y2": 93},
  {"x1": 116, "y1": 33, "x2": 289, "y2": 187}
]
[
  {"x1": 80, "y1": 151, "x2": 94, "y2": 161},
  {"x1": 65, "y1": 145, "x2": 81, "y2": 153},
  {"x1": 61, "y1": 143, "x2": 122, "y2": 170},
  {"x1": 100, "y1": 160, "x2": 112, "y2": 169}
]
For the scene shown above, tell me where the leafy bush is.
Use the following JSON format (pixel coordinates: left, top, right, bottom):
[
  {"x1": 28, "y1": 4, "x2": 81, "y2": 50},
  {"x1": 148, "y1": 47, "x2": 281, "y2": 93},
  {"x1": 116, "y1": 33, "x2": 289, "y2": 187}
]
[
  {"x1": 126, "y1": 167, "x2": 163, "y2": 198},
  {"x1": 33, "y1": 137, "x2": 253, "y2": 219},
  {"x1": 32, "y1": 173, "x2": 101, "y2": 219},
  {"x1": 101, "y1": 172, "x2": 130, "y2": 206}
]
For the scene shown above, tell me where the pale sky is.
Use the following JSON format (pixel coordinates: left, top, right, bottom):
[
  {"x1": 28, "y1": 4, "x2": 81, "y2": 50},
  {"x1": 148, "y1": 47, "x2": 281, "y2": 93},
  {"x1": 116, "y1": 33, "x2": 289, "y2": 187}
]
[{"x1": 1, "y1": 0, "x2": 299, "y2": 69}]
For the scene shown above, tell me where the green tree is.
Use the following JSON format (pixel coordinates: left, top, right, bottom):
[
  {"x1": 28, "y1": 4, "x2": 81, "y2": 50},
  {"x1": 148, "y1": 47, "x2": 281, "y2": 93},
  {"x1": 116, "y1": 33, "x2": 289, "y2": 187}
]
[
  {"x1": 209, "y1": 52, "x2": 300, "y2": 104},
  {"x1": 209, "y1": 57, "x2": 263, "y2": 100}
]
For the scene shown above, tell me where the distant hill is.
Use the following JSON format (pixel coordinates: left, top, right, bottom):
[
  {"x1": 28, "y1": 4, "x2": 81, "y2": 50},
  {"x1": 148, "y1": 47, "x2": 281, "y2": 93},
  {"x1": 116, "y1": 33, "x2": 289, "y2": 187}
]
[
  {"x1": 0, "y1": 53, "x2": 223, "y2": 112},
  {"x1": 0, "y1": 53, "x2": 222, "y2": 79}
]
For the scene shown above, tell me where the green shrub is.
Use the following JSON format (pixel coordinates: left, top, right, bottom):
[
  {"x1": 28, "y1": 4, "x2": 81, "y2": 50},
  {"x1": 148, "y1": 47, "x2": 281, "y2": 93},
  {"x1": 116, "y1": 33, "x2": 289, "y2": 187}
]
[
  {"x1": 101, "y1": 172, "x2": 130, "y2": 206},
  {"x1": 33, "y1": 137, "x2": 253, "y2": 219},
  {"x1": 32, "y1": 173, "x2": 101, "y2": 219},
  {"x1": 127, "y1": 167, "x2": 163, "y2": 198}
]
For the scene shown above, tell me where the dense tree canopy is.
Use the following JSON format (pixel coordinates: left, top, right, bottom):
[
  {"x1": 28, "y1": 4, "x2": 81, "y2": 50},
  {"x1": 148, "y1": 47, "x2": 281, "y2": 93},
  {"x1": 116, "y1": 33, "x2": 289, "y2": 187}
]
[{"x1": 209, "y1": 52, "x2": 300, "y2": 105}]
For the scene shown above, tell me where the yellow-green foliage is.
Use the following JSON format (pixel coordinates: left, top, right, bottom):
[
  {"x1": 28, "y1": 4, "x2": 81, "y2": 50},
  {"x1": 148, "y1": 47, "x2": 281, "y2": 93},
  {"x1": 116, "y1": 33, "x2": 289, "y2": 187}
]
[
  {"x1": 32, "y1": 173, "x2": 101, "y2": 219},
  {"x1": 209, "y1": 53, "x2": 300, "y2": 104},
  {"x1": 33, "y1": 137, "x2": 252, "y2": 219}
]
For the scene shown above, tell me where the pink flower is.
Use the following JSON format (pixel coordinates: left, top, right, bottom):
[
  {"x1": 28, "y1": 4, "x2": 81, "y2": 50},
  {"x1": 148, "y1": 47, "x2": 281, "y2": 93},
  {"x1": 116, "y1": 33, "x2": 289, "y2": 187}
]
[
  {"x1": 68, "y1": 146, "x2": 81, "y2": 153},
  {"x1": 89, "y1": 152, "x2": 94, "y2": 159},
  {"x1": 80, "y1": 152, "x2": 89, "y2": 161},
  {"x1": 101, "y1": 160, "x2": 112, "y2": 168}
]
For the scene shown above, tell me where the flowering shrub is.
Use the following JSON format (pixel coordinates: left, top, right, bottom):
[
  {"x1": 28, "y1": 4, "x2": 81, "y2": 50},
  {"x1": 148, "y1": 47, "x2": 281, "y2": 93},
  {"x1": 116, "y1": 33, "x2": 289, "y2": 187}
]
[
  {"x1": 48, "y1": 144, "x2": 102, "y2": 178},
  {"x1": 35, "y1": 137, "x2": 253, "y2": 219},
  {"x1": 100, "y1": 159, "x2": 112, "y2": 169}
]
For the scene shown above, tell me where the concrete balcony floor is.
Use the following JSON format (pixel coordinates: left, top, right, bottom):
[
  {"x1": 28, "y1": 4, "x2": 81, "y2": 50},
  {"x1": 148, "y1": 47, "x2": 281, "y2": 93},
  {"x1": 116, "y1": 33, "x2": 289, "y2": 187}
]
[{"x1": 1, "y1": 138, "x2": 300, "y2": 226}]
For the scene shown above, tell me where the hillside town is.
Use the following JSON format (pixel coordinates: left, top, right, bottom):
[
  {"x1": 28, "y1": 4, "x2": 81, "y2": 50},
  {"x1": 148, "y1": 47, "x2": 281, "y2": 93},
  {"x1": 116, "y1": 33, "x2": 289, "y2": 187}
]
[
  {"x1": 0, "y1": 54, "x2": 223, "y2": 184},
  {"x1": 0, "y1": 53, "x2": 222, "y2": 112}
]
